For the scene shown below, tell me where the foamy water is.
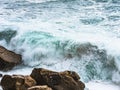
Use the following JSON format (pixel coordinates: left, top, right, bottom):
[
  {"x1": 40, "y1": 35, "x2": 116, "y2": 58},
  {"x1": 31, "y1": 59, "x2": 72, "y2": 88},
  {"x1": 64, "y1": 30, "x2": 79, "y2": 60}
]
[
  {"x1": 0, "y1": 0, "x2": 120, "y2": 90},
  {"x1": 86, "y1": 81, "x2": 120, "y2": 90}
]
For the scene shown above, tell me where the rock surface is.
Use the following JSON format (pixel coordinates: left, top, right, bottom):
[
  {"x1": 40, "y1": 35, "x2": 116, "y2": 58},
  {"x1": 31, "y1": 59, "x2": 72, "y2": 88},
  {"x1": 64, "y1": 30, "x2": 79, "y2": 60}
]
[
  {"x1": 30, "y1": 68, "x2": 85, "y2": 90},
  {"x1": 28, "y1": 85, "x2": 52, "y2": 90},
  {"x1": 0, "y1": 46, "x2": 22, "y2": 71},
  {"x1": 1, "y1": 75, "x2": 36, "y2": 90},
  {"x1": 0, "y1": 68, "x2": 85, "y2": 90}
]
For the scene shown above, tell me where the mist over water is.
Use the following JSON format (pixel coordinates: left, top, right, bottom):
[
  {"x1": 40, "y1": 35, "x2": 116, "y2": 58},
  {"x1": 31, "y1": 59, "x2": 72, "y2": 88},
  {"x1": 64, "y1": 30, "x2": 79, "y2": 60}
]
[{"x1": 0, "y1": 0, "x2": 120, "y2": 89}]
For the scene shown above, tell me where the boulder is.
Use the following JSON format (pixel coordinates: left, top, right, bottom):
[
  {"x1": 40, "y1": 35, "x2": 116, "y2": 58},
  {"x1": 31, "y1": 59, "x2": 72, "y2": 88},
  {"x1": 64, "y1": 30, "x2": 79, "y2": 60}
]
[
  {"x1": 0, "y1": 68, "x2": 85, "y2": 90},
  {"x1": 52, "y1": 74, "x2": 81, "y2": 90},
  {"x1": 0, "y1": 46, "x2": 22, "y2": 71},
  {"x1": 30, "y1": 68, "x2": 57, "y2": 85},
  {"x1": 30, "y1": 68, "x2": 85, "y2": 90},
  {"x1": 60, "y1": 70, "x2": 80, "y2": 81},
  {"x1": 1, "y1": 75, "x2": 36, "y2": 90},
  {"x1": 28, "y1": 85, "x2": 52, "y2": 90}
]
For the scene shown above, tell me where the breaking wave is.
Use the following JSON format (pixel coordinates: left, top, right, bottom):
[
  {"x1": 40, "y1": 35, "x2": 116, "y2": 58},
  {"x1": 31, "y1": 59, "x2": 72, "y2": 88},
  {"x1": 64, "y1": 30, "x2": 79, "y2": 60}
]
[{"x1": 0, "y1": 0, "x2": 120, "y2": 85}]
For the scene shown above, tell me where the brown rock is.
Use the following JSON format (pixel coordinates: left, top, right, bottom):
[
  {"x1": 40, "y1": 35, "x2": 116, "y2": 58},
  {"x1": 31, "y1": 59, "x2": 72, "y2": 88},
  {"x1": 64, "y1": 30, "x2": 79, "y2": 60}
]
[
  {"x1": 30, "y1": 68, "x2": 85, "y2": 90},
  {"x1": 77, "y1": 81, "x2": 85, "y2": 89},
  {"x1": 30, "y1": 68, "x2": 57, "y2": 85},
  {"x1": 1, "y1": 75, "x2": 17, "y2": 90},
  {"x1": 24, "y1": 75, "x2": 36, "y2": 88},
  {"x1": 53, "y1": 75, "x2": 80, "y2": 90},
  {"x1": 0, "y1": 73, "x2": 3, "y2": 77},
  {"x1": 60, "y1": 70, "x2": 80, "y2": 81},
  {"x1": 28, "y1": 85, "x2": 52, "y2": 90},
  {"x1": 1, "y1": 75, "x2": 36, "y2": 90},
  {"x1": 0, "y1": 46, "x2": 22, "y2": 71}
]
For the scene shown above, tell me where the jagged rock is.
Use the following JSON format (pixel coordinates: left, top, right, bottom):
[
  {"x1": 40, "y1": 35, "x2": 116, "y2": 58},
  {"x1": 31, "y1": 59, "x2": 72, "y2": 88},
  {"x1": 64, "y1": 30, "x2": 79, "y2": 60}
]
[
  {"x1": 52, "y1": 74, "x2": 83, "y2": 90},
  {"x1": 28, "y1": 85, "x2": 52, "y2": 90},
  {"x1": 0, "y1": 68, "x2": 85, "y2": 90},
  {"x1": 1, "y1": 75, "x2": 36, "y2": 90},
  {"x1": 30, "y1": 68, "x2": 57, "y2": 85},
  {"x1": 30, "y1": 68, "x2": 85, "y2": 90},
  {"x1": 0, "y1": 46, "x2": 22, "y2": 71},
  {"x1": 60, "y1": 70, "x2": 80, "y2": 81}
]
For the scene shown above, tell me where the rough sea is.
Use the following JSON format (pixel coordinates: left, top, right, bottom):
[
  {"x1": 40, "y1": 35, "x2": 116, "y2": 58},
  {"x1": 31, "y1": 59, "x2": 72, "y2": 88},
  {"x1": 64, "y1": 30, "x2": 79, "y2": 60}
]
[{"x1": 0, "y1": 0, "x2": 120, "y2": 90}]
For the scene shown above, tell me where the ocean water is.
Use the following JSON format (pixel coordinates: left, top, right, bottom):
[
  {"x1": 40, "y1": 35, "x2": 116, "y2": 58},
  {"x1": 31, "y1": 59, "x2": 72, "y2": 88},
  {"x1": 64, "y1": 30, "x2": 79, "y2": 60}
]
[{"x1": 0, "y1": 0, "x2": 120, "y2": 90}]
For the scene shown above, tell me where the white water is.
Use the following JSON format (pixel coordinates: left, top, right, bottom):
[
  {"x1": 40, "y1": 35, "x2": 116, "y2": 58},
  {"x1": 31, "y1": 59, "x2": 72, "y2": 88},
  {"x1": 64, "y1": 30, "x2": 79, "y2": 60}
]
[
  {"x1": 0, "y1": 0, "x2": 120, "y2": 90},
  {"x1": 86, "y1": 81, "x2": 120, "y2": 90}
]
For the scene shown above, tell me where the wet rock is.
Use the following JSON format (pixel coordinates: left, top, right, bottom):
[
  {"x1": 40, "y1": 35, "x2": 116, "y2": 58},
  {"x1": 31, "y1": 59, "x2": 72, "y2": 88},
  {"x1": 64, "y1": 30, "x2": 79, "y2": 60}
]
[
  {"x1": 0, "y1": 68, "x2": 85, "y2": 90},
  {"x1": 1, "y1": 75, "x2": 36, "y2": 90},
  {"x1": 30, "y1": 68, "x2": 85, "y2": 90},
  {"x1": 52, "y1": 75, "x2": 82, "y2": 90},
  {"x1": 28, "y1": 85, "x2": 52, "y2": 90},
  {"x1": 0, "y1": 46, "x2": 22, "y2": 71},
  {"x1": 60, "y1": 70, "x2": 80, "y2": 81}
]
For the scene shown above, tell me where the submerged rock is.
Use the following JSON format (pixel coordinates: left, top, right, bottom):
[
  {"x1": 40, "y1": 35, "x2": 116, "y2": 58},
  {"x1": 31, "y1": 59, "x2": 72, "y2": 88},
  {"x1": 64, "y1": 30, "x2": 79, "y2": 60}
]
[{"x1": 0, "y1": 46, "x2": 22, "y2": 71}]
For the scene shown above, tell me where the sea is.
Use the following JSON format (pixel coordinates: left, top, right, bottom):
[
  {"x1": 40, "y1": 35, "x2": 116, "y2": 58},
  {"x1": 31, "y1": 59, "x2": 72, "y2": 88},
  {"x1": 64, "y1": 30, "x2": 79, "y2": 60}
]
[{"x1": 0, "y1": 0, "x2": 120, "y2": 90}]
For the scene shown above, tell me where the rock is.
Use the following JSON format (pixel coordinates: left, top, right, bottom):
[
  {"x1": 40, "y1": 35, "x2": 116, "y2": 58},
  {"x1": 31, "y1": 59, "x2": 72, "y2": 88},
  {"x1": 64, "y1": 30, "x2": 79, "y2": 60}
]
[
  {"x1": 60, "y1": 70, "x2": 80, "y2": 81},
  {"x1": 28, "y1": 85, "x2": 52, "y2": 90},
  {"x1": 52, "y1": 75, "x2": 80, "y2": 90},
  {"x1": 77, "y1": 81, "x2": 85, "y2": 89},
  {"x1": 0, "y1": 46, "x2": 22, "y2": 71},
  {"x1": 1, "y1": 75, "x2": 36, "y2": 90},
  {"x1": 1, "y1": 75, "x2": 24, "y2": 90},
  {"x1": 30, "y1": 68, "x2": 85, "y2": 90},
  {"x1": 0, "y1": 68, "x2": 85, "y2": 90},
  {"x1": 30, "y1": 68, "x2": 57, "y2": 85},
  {"x1": 24, "y1": 75, "x2": 36, "y2": 88},
  {"x1": 49, "y1": 73, "x2": 85, "y2": 90}
]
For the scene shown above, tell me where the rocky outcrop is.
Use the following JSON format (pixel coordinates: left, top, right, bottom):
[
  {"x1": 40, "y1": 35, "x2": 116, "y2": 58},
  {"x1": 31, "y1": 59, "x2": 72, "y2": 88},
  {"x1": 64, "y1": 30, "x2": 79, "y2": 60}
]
[
  {"x1": 1, "y1": 75, "x2": 36, "y2": 90},
  {"x1": 0, "y1": 68, "x2": 85, "y2": 90},
  {"x1": 30, "y1": 68, "x2": 85, "y2": 90},
  {"x1": 0, "y1": 46, "x2": 22, "y2": 71}
]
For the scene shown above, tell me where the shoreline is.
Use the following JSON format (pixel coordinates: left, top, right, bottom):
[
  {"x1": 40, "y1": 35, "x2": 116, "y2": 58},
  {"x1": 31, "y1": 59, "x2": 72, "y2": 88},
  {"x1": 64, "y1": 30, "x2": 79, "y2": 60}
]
[{"x1": 0, "y1": 78, "x2": 119, "y2": 90}]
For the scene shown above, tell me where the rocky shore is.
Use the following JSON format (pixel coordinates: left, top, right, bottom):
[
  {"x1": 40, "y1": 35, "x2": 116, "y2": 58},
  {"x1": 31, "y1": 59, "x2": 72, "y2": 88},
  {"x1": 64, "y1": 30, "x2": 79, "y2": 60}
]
[
  {"x1": 1, "y1": 68, "x2": 85, "y2": 90},
  {"x1": 0, "y1": 46, "x2": 85, "y2": 90},
  {"x1": 0, "y1": 46, "x2": 22, "y2": 71}
]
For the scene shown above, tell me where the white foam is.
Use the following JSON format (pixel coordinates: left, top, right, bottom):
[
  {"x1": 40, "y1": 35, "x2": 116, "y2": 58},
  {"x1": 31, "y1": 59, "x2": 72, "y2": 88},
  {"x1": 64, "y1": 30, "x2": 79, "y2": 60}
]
[
  {"x1": 0, "y1": 0, "x2": 120, "y2": 85},
  {"x1": 86, "y1": 81, "x2": 120, "y2": 90}
]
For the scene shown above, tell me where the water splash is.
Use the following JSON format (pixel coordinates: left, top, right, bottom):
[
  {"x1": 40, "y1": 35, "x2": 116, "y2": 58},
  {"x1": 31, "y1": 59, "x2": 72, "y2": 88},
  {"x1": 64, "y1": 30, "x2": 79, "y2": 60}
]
[{"x1": 0, "y1": 0, "x2": 120, "y2": 84}]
